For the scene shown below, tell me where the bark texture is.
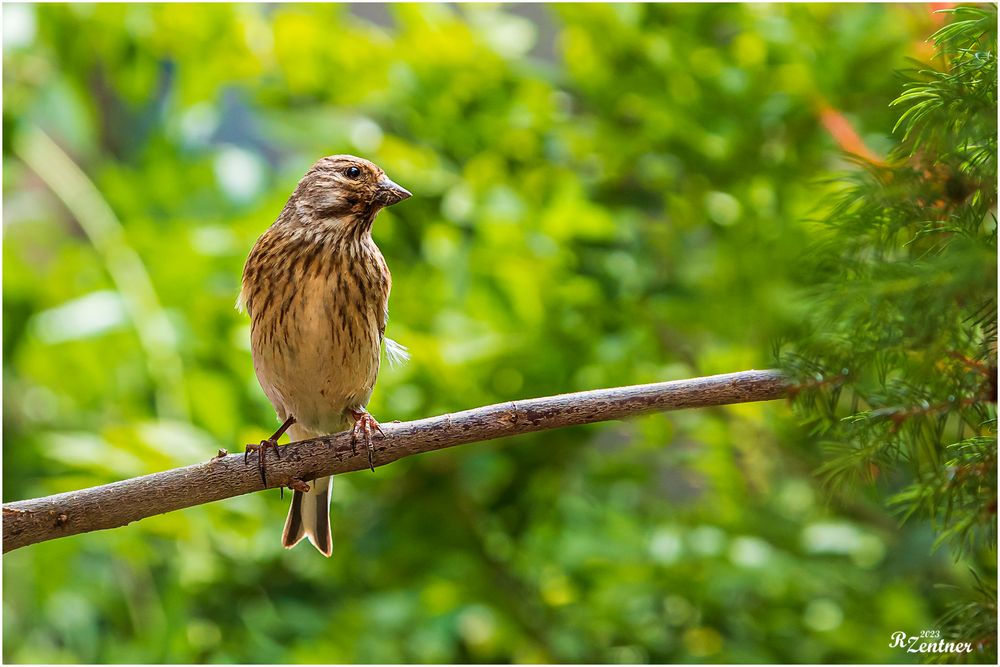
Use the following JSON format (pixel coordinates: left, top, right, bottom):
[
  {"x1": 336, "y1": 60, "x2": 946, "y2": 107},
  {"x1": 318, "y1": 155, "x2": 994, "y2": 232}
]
[{"x1": 3, "y1": 369, "x2": 787, "y2": 552}]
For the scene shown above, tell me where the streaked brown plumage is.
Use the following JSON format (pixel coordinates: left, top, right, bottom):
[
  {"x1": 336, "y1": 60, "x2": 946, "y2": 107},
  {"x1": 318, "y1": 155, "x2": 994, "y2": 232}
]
[{"x1": 239, "y1": 155, "x2": 410, "y2": 556}]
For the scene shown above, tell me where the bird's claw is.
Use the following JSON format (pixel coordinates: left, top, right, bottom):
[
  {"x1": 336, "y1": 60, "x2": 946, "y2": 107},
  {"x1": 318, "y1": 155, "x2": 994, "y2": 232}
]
[
  {"x1": 350, "y1": 410, "x2": 385, "y2": 472},
  {"x1": 244, "y1": 415, "x2": 295, "y2": 489},
  {"x1": 244, "y1": 437, "x2": 281, "y2": 487},
  {"x1": 287, "y1": 477, "x2": 311, "y2": 493}
]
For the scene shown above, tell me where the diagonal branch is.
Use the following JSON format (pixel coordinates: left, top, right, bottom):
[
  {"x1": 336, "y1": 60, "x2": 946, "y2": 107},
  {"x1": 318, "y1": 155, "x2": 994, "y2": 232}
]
[{"x1": 2, "y1": 369, "x2": 787, "y2": 552}]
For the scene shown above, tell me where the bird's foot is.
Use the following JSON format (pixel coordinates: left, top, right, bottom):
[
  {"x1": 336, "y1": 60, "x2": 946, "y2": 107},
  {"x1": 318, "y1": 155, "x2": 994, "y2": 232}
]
[
  {"x1": 244, "y1": 437, "x2": 281, "y2": 487},
  {"x1": 349, "y1": 409, "x2": 384, "y2": 472},
  {"x1": 279, "y1": 475, "x2": 310, "y2": 500},
  {"x1": 244, "y1": 415, "x2": 296, "y2": 488},
  {"x1": 287, "y1": 477, "x2": 311, "y2": 493}
]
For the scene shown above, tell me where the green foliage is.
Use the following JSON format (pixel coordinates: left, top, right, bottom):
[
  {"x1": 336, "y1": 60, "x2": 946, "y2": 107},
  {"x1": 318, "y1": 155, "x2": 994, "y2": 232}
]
[
  {"x1": 2, "y1": 3, "x2": 990, "y2": 664},
  {"x1": 780, "y1": 5, "x2": 997, "y2": 661}
]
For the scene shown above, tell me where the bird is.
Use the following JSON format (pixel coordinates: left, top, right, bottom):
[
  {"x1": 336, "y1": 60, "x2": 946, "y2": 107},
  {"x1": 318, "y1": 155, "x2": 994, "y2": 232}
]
[{"x1": 238, "y1": 154, "x2": 411, "y2": 556}]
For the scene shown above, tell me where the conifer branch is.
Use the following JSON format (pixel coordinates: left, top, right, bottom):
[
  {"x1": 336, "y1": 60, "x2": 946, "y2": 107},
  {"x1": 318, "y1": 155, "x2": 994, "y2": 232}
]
[{"x1": 2, "y1": 369, "x2": 787, "y2": 552}]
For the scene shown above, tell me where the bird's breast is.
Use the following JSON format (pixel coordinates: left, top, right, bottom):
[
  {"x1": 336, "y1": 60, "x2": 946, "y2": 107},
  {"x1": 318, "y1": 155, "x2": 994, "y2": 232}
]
[{"x1": 245, "y1": 233, "x2": 390, "y2": 432}]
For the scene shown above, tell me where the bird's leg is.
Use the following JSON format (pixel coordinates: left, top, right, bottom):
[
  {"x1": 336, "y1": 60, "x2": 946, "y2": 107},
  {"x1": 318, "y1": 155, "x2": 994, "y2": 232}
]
[
  {"x1": 245, "y1": 415, "x2": 296, "y2": 487},
  {"x1": 349, "y1": 408, "x2": 384, "y2": 472}
]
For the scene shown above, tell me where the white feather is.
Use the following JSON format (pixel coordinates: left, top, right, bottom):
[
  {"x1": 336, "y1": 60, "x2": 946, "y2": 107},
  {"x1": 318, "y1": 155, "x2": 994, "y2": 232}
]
[{"x1": 384, "y1": 337, "x2": 410, "y2": 367}]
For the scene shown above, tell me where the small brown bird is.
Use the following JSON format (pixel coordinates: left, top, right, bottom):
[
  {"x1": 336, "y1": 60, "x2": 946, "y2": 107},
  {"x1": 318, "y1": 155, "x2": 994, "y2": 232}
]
[{"x1": 238, "y1": 155, "x2": 411, "y2": 556}]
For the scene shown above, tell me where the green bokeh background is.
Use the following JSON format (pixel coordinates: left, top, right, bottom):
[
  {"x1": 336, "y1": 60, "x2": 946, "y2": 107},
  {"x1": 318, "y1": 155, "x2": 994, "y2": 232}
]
[{"x1": 1, "y1": 3, "x2": 976, "y2": 663}]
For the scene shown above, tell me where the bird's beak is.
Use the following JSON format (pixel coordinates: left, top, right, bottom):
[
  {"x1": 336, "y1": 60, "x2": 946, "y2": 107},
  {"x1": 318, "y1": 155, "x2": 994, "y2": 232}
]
[{"x1": 375, "y1": 175, "x2": 412, "y2": 207}]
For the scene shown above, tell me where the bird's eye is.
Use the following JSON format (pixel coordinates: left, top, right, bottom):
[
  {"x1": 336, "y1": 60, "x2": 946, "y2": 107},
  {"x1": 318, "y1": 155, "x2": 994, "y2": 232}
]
[{"x1": 344, "y1": 166, "x2": 362, "y2": 179}]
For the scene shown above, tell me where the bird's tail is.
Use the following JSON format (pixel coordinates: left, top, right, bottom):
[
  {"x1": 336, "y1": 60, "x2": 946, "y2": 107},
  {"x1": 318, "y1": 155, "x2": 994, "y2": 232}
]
[{"x1": 281, "y1": 423, "x2": 333, "y2": 557}]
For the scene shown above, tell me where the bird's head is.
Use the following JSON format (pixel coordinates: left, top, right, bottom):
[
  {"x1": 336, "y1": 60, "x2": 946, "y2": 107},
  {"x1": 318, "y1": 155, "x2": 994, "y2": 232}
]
[{"x1": 292, "y1": 155, "x2": 411, "y2": 232}]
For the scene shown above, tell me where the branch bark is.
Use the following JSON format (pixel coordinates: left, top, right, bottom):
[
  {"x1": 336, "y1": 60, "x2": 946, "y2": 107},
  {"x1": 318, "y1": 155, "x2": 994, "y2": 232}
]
[{"x1": 2, "y1": 369, "x2": 787, "y2": 552}]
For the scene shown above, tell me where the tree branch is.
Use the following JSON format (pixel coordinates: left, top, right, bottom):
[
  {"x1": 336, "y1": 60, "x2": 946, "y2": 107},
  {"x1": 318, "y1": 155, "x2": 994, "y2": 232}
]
[{"x1": 2, "y1": 369, "x2": 787, "y2": 552}]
